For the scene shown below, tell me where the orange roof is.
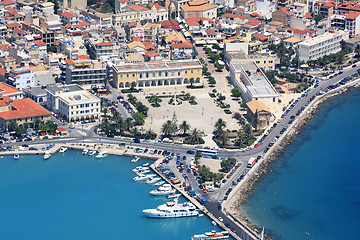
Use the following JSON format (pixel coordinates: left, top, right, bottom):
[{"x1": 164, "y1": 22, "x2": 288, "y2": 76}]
[
  {"x1": 182, "y1": 0, "x2": 216, "y2": 11},
  {"x1": 77, "y1": 55, "x2": 90, "y2": 60},
  {"x1": 252, "y1": 33, "x2": 267, "y2": 41},
  {"x1": 0, "y1": 98, "x2": 51, "y2": 120},
  {"x1": 79, "y1": 21, "x2": 90, "y2": 26},
  {"x1": 346, "y1": 11, "x2": 360, "y2": 19},
  {"x1": 96, "y1": 42, "x2": 113, "y2": 46},
  {"x1": 304, "y1": 12, "x2": 313, "y2": 18},
  {"x1": 145, "y1": 51, "x2": 159, "y2": 57},
  {"x1": 0, "y1": 68, "x2": 5, "y2": 77},
  {"x1": 222, "y1": 13, "x2": 244, "y2": 19},
  {"x1": 13, "y1": 28, "x2": 25, "y2": 35},
  {"x1": 149, "y1": 3, "x2": 164, "y2": 10},
  {"x1": 0, "y1": 44, "x2": 9, "y2": 51},
  {"x1": 172, "y1": 42, "x2": 193, "y2": 48},
  {"x1": 6, "y1": 7, "x2": 19, "y2": 15},
  {"x1": 0, "y1": 0, "x2": 15, "y2": 6},
  {"x1": 0, "y1": 82, "x2": 22, "y2": 95},
  {"x1": 6, "y1": 22, "x2": 20, "y2": 28},
  {"x1": 128, "y1": 5, "x2": 151, "y2": 12},
  {"x1": 65, "y1": 59, "x2": 74, "y2": 64},
  {"x1": 206, "y1": 29, "x2": 216, "y2": 35},
  {"x1": 33, "y1": 40, "x2": 47, "y2": 47},
  {"x1": 61, "y1": 12, "x2": 74, "y2": 18},
  {"x1": 143, "y1": 42, "x2": 155, "y2": 50},
  {"x1": 133, "y1": 36, "x2": 142, "y2": 42},
  {"x1": 280, "y1": 7, "x2": 290, "y2": 15}
]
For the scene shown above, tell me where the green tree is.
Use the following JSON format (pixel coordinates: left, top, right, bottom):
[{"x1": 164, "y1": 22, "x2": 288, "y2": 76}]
[
  {"x1": 161, "y1": 120, "x2": 177, "y2": 136},
  {"x1": 314, "y1": 14, "x2": 325, "y2": 24},
  {"x1": 231, "y1": 88, "x2": 241, "y2": 99},
  {"x1": 214, "y1": 118, "x2": 226, "y2": 130},
  {"x1": 171, "y1": 12, "x2": 176, "y2": 19},
  {"x1": 130, "y1": 81, "x2": 137, "y2": 90},
  {"x1": 132, "y1": 112, "x2": 146, "y2": 125},
  {"x1": 188, "y1": 128, "x2": 203, "y2": 144},
  {"x1": 39, "y1": 123, "x2": 49, "y2": 132},
  {"x1": 46, "y1": 121, "x2": 58, "y2": 133},
  {"x1": 215, "y1": 62, "x2": 224, "y2": 71},
  {"x1": 189, "y1": 77, "x2": 195, "y2": 87},
  {"x1": 87, "y1": 0, "x2": 97, "y2": 6},
  {"x1": 47, "y1": 45, "x2": 57, "y2": 53},
  {"x1": 16, "y1": 125, "x2": 27, "y2": 135},
  {"x1": 33, "y1": 118, "x2": 42, "y2": 131},
  {"x1": 8, "y1": 121, "x2": 17, "y2": 132},
  {"x1": 178, "y1": 120, "x2": 191, "y2": 136}
]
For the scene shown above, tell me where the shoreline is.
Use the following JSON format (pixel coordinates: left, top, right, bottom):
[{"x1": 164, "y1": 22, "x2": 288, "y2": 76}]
[{"x1": 223, "y1": 79, "x2": 360, "y2": 240}]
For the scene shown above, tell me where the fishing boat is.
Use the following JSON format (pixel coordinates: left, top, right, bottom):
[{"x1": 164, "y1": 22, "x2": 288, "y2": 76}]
[
  {"x1": 167, "y1": 193, "x2": 181, "y2": 199},
  {"x1": 88, "y1": 150, "x2": 97, "y2": 156},
  {"x1": 154, "y1": 181, "x2": 165, "y2": 186},
  {"x1": 14, "y1": 154, "x2": 20, "y2": 160},
  {"x1": 191, "y1": 231, "x2": 230, "y2": 240},
  {"x1": 59, "y1": 146, "x2": 68, "y2": 153},
  {"x1": 95, "y1": 151, "x2": 108, "y2": 158},
  {"x1": 131, "y1": 156, "x2": 140, "y2": 163},
  {"x1": 143, "y1": 198, "x2": 199, "y2": 218},
  {"x1": 143, "y1": 163, "x2": 149, "y2": 167},
  {"x1": 146, "y1": 177, "x2": 161, "y2": 184},
  {"x1": 82, "y1": 149, "x2": 89, "y2": 155},
  {"x1": 44, "y1": 151, "x2": 51, "y2": 160}
]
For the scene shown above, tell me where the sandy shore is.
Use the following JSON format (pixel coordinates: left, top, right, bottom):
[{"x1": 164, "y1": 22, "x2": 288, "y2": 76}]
[{"x1": 223, "y1": 79, "x2": 360, "y2": 240}]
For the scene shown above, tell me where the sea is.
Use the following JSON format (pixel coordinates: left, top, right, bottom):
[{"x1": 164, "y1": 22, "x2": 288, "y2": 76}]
[
  {"x1": 241, "y1": 88, "x2": 360, "y2": 240},
  {"x1": 0, "y1": 150, "x2": 222, "y2": 240}
]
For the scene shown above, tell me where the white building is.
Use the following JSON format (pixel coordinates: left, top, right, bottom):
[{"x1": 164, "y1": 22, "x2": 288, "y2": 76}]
[
  {"x1": 229, "y1": 61, "x2": 278, "y2": 106},
  {"x1": 46, "y1": 84, "x2": 101, "y2": 122},
  {"x1": 8, "y1": 67, "x2": 35, "y2": 90},
  {"x1": 330, "y1": 11, "x2": 360, "y2": 38},
  {"x1": 297, "y1": 30, "x2": 350, "y2": 62}
]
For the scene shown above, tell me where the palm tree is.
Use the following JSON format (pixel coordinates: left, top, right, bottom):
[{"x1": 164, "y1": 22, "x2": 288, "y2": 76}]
[
  {"x1": 188, "y1": 128, "x2": 203, "y2": 144},
  {"x1": 34, "y1": 117, "x2": 42, "y2": 131},
  {"x1": 125, "y1": 118, "x2": 134, "y2": 131},
  {"x1": 161, "y1": 120, "x2": 177, "y2": 136},
  {"x1": 214, "y1": 118, "x2": 226, "y2": 130},
  {"x1": 116, "y1": 117, "x2": 125, "y2": 134},
  {"x1": 144, "y1": 129, "x2": 155, "y2": 139},
  {"x1": 178, "y1": 120, "x2": 191, "y2": 136}
]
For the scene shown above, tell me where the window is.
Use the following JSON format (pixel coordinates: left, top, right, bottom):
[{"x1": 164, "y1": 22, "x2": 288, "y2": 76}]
[
  {"x1": 185, "y1": 70, "x2": 188, "y2": 74},
  {"x1": 126, "y1": 74, "x2": 129, "y2": 78},
  {"x1": 132, "y1": 74, "x2": 135, "y2": 77},
  {"x1": 191, "y1": 70, "x2": 193, "y2": 73}
]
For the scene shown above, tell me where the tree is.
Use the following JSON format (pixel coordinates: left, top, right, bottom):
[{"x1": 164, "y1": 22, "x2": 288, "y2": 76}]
[
  {"x1": 171, "y1": 12, "x2": 176, "y2": 19},
  {"x1": 178, "y1": 120, "x2": 191, "y2": 136},
  {"x1": 161, "y1": 120, "x2": 177, "y2": 136},
  {"x1": 188, "y1": 128, "x2": 203, "y2": 144},
  {"x1": 130, "y1": 81, "x2": 137, "y2": 90},
  {"x1": 189, "y1": 77, "x2": 195, "y2": 87},
  {"x1": 87, "y1": 0, "x2": 97, "y2": 6},
  {"x1": 314, "y1": 14, "x2": 325, "y2": 24},
  {"x1": 215, "y1": 62, "x2": 224, "y2": 72},
  {"x1": 33, "y1": 118, "x2": 42, "y2": 131},
  {"x1": 8, "y1": 121, "x2": 17, "y2": 132},
  {"x1": 132, "y1": 112, "x2": 145, "y2": 125},
  {"x1": 214, "y1": 118, "x2": 226, "y2": 130},
  {"x1": 16, "y1": 126, "x2": 27, "y2": 135},
  {"x1": 231, "y1": 88, "x2": 241, "y2": 99},
  {"x1": 39, "y1": 123, "x2": 49, "y2": 132},
  {"x1": 125, "y1": 118, "x2": 134, "y2": 131},
  {"x1": 47, "y1": 45, "x2": 57, "y2": 53}
]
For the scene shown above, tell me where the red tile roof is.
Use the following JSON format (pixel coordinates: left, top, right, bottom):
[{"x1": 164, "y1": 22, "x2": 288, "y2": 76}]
[
  {"x1": 172, "y1": 42, "x2": 193, "y2": 48},
  {"x1": 33, "y1": 40, "x2": 47, "y2": 47},
  {"x1": 6, "y1": 22, "x2": 20, "y2": 28},
  {"x1": 248, "y1": 19, "x2": 261, "y2": 24},
  {"x1": 128, "y1": 5, "x2": 150, "y2": 12},
  {"x1": 0, "y1": 68, "x2": 5, "y2": 77},
  {"x1": 149, "y1": 3, "x2": 164, "y2": 10},
  {"x1": 222, "y1": 13, "x2": 245, "y2": 19},
  {"x1": 96, "y1": 42, "x2": 113, "y2": 46},
  {"x1": 280, "y1": 7, "x2": 290, "y2": 15},
  {"x1": 160, "y1": 19, "x2": 180, "y2": 29},
  {"x1": 61, "y1": 12, "x2": 74, "y2": 18},
  {"x1": 0, "y1": 98, "x2": 51, "y2": 120},
  {"x1": 304, "y1": 12, "x2": 313, "y2": 18},
  {"x1": 0, "y1": 83, "x2": 20, "y2": 95},
  {"x1": 77, "y1": 55, "x2": 90, "y2": 60},
  {"x1": 143, "y1": 42, "x2": 155, "y2": 50},
  {"x1": 0, "y1": 0, "x2": 15, "y2": 6},
  {"x1": 79, "y1": 21, "x2": 90, "y2": 26},
  {"x1": 13, "y1": 28, "x2": 25, "y2": 35},
  {"x1": 252, "y1": 33, "x2": 267, "y2": 41},
  {"x1": 145, "y1": 51, "x2": 159, "y2": 57},
  {"x1": 206, "y1": 29, "x2": 216, "y2": 35},
  {"x1": 65, "y1": 59, "x2": 74, "y2": 65},
  {"x1": 346, "y1": 11, "x2": 360, "y2": 19}
]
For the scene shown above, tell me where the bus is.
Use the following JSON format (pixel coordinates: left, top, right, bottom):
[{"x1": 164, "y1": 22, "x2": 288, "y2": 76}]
[{"x1": 197, "y1": 149, "x2": 218, "y2": 157}]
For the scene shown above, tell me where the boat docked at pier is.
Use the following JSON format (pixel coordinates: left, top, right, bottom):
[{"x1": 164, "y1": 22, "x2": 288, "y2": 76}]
[
  {"x1": 149, "y1": 184, "x2": 176, "y2": 196},
  {"x1": 133, "y1": 174, "x2": 156, "y2": 182},
  {"x1": 59, "y1": 146, "x2": 68, "y2": 153},
  {"x1": 95, "y1": 151, "x2": 108, "y2": 158},
  {"x1": 167, "y1": 193, "x2": 181, "y2": 199},
  {"x1": 146, "y1": 177, "x2": 161, "y2": 184},
  {"x1": 155, "y1": 181, "x2": 165, "y2": 186},
  {"x1": 191, "y1": 230, "x2": 230, "y2": 240},
  {"x1": 143, "y1": 198, "x2": 199, "y2": 218},
  {"x1": 44, "y1": 151, "x2": 51, "y2": 160},
  {"x1": 82, "y1": 149, "x2": 89, "y2": 155},
  {"x1": 14, "y1": 154, "x2": 19, "y2": 160},
  {"x1": 88, "y1": 151, "x2": 96, "y2": 156},
  {"x1": 131, "y1": 156, "x2": 140, "y2": 163}
]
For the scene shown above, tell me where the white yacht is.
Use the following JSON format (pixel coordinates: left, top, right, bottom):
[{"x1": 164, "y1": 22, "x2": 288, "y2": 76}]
[
  {"x1": 167, "y1": 193, "x2": 181, "y2": 199},
  {"x1": 82, "y1": 149, "x2": 89, "y2": 155},
  {"x1": 143, "y1": 198, "x2": 199, "y2": 218},
  {"x1": 59, "y1": 146, "x2": 68, "y2": 153},
  {"x1": 143, "y1": 163, "x2": 149, "y2": 167},
  {"x1": 131, "y1": 156, "x2": 140, "y2": 163},
  {"x1": 132, "y1": 166, "x2": 143, "y2": 173},
  {"x1": 146, "y1": 177, "x2": 161, "y2": 184},
  {"x1": 137, "y1": 169, "x2": 150, "y2": 175},
  {"x1": 14, "y1": 154, "x2": 20, "y2": 160},
  {"x1": 154, "y1": 181, "x2": 165, "y2": 186},
  {"x1": 191, "y1": 231, "x2": 230, "y2": 240},
  {"x1": 88, "y1": 150, "x2": 97, "y2": 156},
  {"x1": 149, "y1": 184, "x2": 176, "y2": 195},
  {"x1": 95, "y1": 151, "x2": 108, "y2": 158},
  {"x1": 133, "y1": 174, "x2": 150, "y2": 181},
  {"x1": 44, "y1": 151, "x2": 51, "y2": 160}
]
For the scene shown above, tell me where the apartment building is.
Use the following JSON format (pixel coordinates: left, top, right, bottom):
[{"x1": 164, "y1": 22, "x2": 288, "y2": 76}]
[
  {"x1": 297, "y1": 30, "x2": 349, "y2": 61},
  {"x1": 0, "y1": 82, "x2": 24, "y2": 100},
  {"x1": 229, "y1": 61, "x2": 278, "y2": 106},
  {"x1": 330, "y1": 11, "x2": 360, "y2": 38},
  {"x1": 46, "y1": 84, "x2": 101, "y2": 122},
  {"x1": 88, "y1": 40, "x2": 114, "y2": 60},
  {"x1": 112, "y1": 60, "x2": 203, "y2": 88},
  {"x1": 224, "y1": 49, "x2": 275, "y2": 71},
  {"x1": 8, "y1": 67, "x2": 35, "y2": 90},
  {"x1": 180, "y1": 0, "x2": 217, "y2": 20},
  {"x1": 63, "y1": 59, "x2": 107, "y2": 88}
]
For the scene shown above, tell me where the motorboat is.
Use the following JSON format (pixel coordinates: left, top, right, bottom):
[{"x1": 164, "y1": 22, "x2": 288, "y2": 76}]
[
  {"x1": 154, "y1": 181, "x2": 165, "y2": 186},
  {"x1": 132, "y1": 166, "x2": 143, "y2": 173},
  {"x1": 82, "y1": 149, "x2": 89, "y2": 155},
  {"x1": 133, "y1": 174, "x2": 151, "y2": 181},
  {"x1": 137, "y1": 169, "x2": 150, "y2": 175},
  {"x1": 143, "y1": 163, "x2": 149, "y2": 167},
  {"x1": 158, "y1": 184, "x2": 172, "y2": 191},
  {"x1": 146, "y1": 177, "x2": 161, "y2": 184},
  {"x1": 95, "y1": 151, "x2": 108, "y2": 158},
  {"x1": 59, "y1": 146, "x2": 68, "y2": 153},
  {"x1": 14, "y1": 154, "x2": 20, "y2": 160},
  {"x1": 167, "y1": 193, "x2": 181, "y2": 199},
  {"x1": 191, "y1": 231, "x2": 230, "y2": 240},
  {"x1": 44, "y1": 151, "x2": 51, "y2": 160},
  {"x1": 131, "y1": 156, "x2": 140, "y2": 163},
  {"x1": 143, "y1": 198, "x2": 199, "y2": 218},
  {"x1": 88, "y1": 150, "x2": 97, "y2": 156},
  {"x1": 149, "y1": 184, "x2": 176, "y2": 196}
]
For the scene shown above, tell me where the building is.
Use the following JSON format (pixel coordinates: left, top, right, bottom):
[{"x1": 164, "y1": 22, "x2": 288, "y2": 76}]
[
  {"x1": 330, "y1": 11, "x2": 360, "y2": 38},
  {"x1": 224, "y1": 49, "x2": 275, "y2": 71},
  {"x1": 112, "y1": 60, "x2": 203, "y2": 88},
  {"x1": 246, "y1": 99, "x2": 272, "y2": 129},
  {"x1": 313, "y1": 1, "x2": 335, "y2": 18},
  {"x1": 297, "y1": 31, "x2": 349, "y2": 62},
  {"x1": 0, "y1": 97, "x2": 51, "y2": 130},
  {"x1": 180, "y1": 0, "x2": 217, "y2": 20},
  {"x1": 59, "y1": 0, "x2": 86, "y2": 9},
  {"x1": 229, "y1": 61, "x2": 278, "y2": 106},
  {"x1": 88, "y1": 40, "x2": 114, "y2": 60},
  {"x1": 63, "y1": 59, "x2": 107, "y2": 89},
  {"x1": 46, "y1": 84, "x2": 101, "y2": 122},
  {"x1": 8, "y1": 67, "x2": 35, "y2": 90},
  {"x1": 23, "y1": 86, "x2": 47, "y2": 104},
  {"x1": 0, "y1": 83, "x2": 24, "y2": 100},
  {"x1": 272, "y1": 7, "x2": 291, "y2": 25}
]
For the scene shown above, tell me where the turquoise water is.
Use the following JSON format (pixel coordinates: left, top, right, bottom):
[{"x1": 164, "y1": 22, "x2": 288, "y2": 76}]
[
  {"x1": 0, "y1": 151, "x2": 220, "y2": 240},
  {"x1": 241, "y1": 89, "x2": 360, "y2": 240}
]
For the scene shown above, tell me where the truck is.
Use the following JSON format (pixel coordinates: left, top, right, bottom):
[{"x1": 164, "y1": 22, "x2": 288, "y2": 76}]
[{"x1": 247, "y1": 157, "x2": 256, "y2": 168}]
